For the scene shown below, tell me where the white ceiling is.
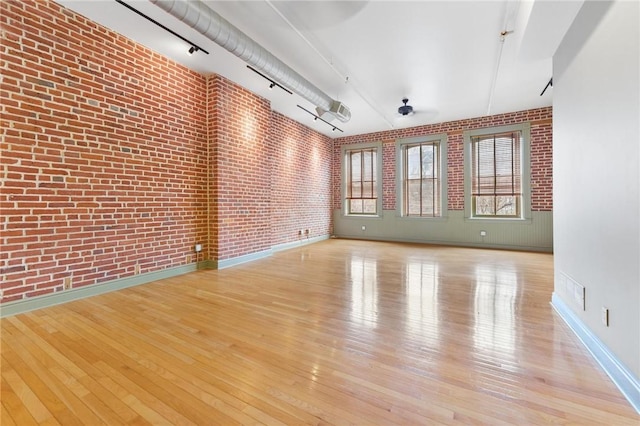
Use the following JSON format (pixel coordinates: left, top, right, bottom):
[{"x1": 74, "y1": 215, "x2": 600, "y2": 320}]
[{"x1": 57, "y1": 0, "x2": 584, "y2": 138}]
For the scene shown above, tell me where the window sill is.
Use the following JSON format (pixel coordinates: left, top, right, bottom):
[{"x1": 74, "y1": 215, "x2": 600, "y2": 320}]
[
  {"x1": 396, "y1": 215, "x2": 449, "y2": 222},
  {"x1": 343, "y1": 214, "x2": 382, "y2": 219},
  {"x1": 465, "y1": 216, "x2": 532, "y2": 224}
]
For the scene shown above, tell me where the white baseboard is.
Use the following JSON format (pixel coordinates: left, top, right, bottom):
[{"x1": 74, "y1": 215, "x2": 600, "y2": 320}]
[{"x1": 551, "y1": 293, "x2": 640, "y2": 414}]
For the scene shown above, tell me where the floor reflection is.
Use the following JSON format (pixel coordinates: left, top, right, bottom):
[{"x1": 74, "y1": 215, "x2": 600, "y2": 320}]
[
  {"x1": 404, "y1": 259, "x2": 439, "y2": 347},
  {"x1": 348, "y1": 255, "x2": 378, "y2": 328},
  {"x1": 473, "y1": 263, "x2": 520, "y2": 358}
]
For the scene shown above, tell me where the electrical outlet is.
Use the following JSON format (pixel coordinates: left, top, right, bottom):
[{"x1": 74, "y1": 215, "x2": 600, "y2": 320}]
[
  {"x1": 304, "y1": 229, "x2": 309, "y2": 235},
  {"x1": 601, "y1": 307, "x2": 609, "y2": 326},
  {"x1": 135, "y1": 264, "x2": 141, "y2": 275},
  {"x1": 361, "y1": 225, "x2": 366, "y2": 231},
  {"x1": 63, "y1": 277, "x2": 72, "y2": 290},
  {"x1": 298, "y1": 230, "x2": 303, "y2": 236},
  {"x1": 195, "y1": 243, "x2": 202, "y2": 252},
  {"x1": 480, "y1": 230, "x2": 487, "y2": 237}
]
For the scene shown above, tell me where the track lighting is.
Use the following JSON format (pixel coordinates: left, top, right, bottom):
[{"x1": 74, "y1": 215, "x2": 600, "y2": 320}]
[
  {"x1": 540, "y1": 78, "x2": 553, "y2": 96},
  {"x1": 247, "y1": 66, "x2": 293, "y2": 94},
  {"x1": 297, "y1": 105, "x2": 343, "y2": 133},
  {"x1": 115, "y1": 0, "x2": 208, "y2": 55}
]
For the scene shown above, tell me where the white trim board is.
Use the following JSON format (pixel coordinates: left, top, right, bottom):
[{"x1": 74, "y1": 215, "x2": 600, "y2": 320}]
[{"x1": 551, "y1": 293, "x2": 640, "y2": 414}]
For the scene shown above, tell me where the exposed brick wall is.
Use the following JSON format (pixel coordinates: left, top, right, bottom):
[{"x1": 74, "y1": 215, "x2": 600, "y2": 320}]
[
  {"x1": 333, "y1": 107, "x2": 553, "y2": 212},
  {"x1": 1, "y1": 1, "x2": 336, "y2": 305},
  {"x1": 0, "y1": 0, "x2": 209, "y2": 303},
  {"x1": 207, "y1": 76, "x2": 220, "y2": 261},
  {"x1": 208, "y1": 75, "x2": 272, "y2": 261},
  {"x1": 381, "y1": 141, "x2": 396, "y2": 211},
  {"x1": 530, "y1": 118, "x2": 553, "y2": 211},
  {"x1": 447, "y1": 131, "x2": 465, "y2": 211},
  {"x1": 269, "y1": 111, "x2": 333, "y2": 244}
]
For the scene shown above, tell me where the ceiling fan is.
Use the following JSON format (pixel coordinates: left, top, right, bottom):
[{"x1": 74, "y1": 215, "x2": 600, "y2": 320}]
[{"x1": 397, "y1": 98, "x2": 414, "y2": 116}]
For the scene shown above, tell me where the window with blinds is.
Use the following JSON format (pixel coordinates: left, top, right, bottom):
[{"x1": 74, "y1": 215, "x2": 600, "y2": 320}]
[
  {"x1": 471, "y1": 131, "x2": 522, "y2": 217},
  {"x1": 346, "y1": 148, "x2": 378, "y2": 215},
  {"x1": 403, "y1": 142, "x2": 440, "y2": 217}
]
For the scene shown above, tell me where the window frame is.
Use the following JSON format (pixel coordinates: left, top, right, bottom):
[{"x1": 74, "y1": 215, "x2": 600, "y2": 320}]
[
  {"x1": 342, "y1": 141, "x2": 383, "y2": 217},
  {"x1": 395, "y1": 134, "x2": 448, "y2": 219},
  {"x1": 463, "y1": 123, "x2": 531, "y2": 221}
]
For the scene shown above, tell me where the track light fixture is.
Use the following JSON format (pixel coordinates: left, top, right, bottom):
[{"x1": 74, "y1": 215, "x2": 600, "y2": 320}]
[
  {"x1": 540, "y1": 77, "x2": 553, "y2": 96},
  {"x1": 247, "y1": 66, "x2": 293, "y2": 94},
  {"x1": 297, "y1": 105, "x2": 343, "y2": 133},
  {"x1": 115, "y1": 0, "x2": 209, "y2": 55}
]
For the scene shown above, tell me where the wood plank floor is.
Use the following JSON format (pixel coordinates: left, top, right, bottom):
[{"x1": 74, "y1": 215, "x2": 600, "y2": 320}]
[{"x1": 1, "y1": 239, "x2": 638, "y2": 425}]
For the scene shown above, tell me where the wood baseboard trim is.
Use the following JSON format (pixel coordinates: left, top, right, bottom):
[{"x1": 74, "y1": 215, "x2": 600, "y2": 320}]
[{"x1": 551, "y1": 293, "x2": 640, "y2": 414}]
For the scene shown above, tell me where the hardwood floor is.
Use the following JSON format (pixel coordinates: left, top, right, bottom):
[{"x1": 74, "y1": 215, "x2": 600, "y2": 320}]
[{"x1": 1, "y1": 239, "x2": 638, "y2": 425}]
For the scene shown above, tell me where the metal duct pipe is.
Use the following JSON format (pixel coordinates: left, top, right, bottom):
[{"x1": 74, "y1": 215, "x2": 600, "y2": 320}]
[{"x1": 149, "y1": 0, "x2": 351, "y2": 123}]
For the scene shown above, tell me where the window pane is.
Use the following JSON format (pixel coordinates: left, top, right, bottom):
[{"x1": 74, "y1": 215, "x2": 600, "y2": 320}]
[
  {"x1": 361, "y1": 181, "x2": 372, "y2": 198},
  {"x1": 370, "y1": 151, "x2": 377, "y2": 175},
  {"x1": 350, "y1": 199, "x2": 363, "y2": 214},
  {"x1": 421, "y1": 145, "x2": 434, "y2": 177},
  {"x1": 406, "y1": 179, "x2": 421, "y2": 215},
  {"x1": 351, "y1": 182, "x2": 361, "y2": 198},
  {"x1": 346, "y1": 147, "x2": 378, "y2": 215},
  {"x1": 422, "y1": 179, "x2": 436, "y2": 215},
  {"x1": 363, "y1": 199, "x2": 376, "y2": 214},
  {"x1": 350, "y1": 152, "x2": 361, "y2": 177},
  {"x1": 475, "y1": 195, "x2": 496, "y2": 216},
  {"x1": 363, "y1": 151, "x2": 372, "y2": 181},
  {"x1": 407, "y1": 146, "x2": 421, "y2": 179},
  {"x1": 496, "y1": 196, "x2": 517, "y2": 215}
]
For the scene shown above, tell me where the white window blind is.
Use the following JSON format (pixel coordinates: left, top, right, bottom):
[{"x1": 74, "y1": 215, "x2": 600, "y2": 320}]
[{"x1": 471, "y1": 131, "x2": 522, "y2": 217}]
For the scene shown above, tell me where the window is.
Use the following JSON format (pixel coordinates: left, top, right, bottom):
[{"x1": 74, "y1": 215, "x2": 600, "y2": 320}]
[
  {"x1": 404, "y1": 142, "x2": 440, "y2": 216},
  {"x1": 397, "y1": 134, "x2": 447, "y2": 218},
  {"x1": 343, "y1": 142, "x2": 382, "y2": 216},
  {"x1": 464, "y1": 124, "x2": 530, "y2": 219}
]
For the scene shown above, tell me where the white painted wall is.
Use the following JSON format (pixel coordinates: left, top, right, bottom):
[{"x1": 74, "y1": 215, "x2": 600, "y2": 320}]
[{"x1": 553, "y1": 0, "x2": 639, "y2": 379}]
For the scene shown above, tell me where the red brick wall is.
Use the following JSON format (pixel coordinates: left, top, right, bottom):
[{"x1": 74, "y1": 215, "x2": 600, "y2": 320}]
[
  {"x1": 0, "y1": 2, "x2": 335, "y2": 304},
  {"x1": 269, "y1": 111, "x2": 333, "y2": 245},
  {"x1": 0, "y1": 0, "x2": 209, "y2": 303},
  {"x1": 1, "y1": 1, "x2": 336, "y2": 305},
  {"x1": 208, "y1": 75, "x2": 272, "y2": 261},
  {"x1": 333, "y1": 107, "x2": 553, "y2": 212},
  {"x1": 207, "y1": 77, "x2": 333, "y2": 258}
]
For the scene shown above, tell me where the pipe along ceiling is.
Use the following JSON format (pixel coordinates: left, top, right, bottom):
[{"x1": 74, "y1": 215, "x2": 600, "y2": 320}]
[{"x1": 149, "y1": 0, "x2": 352, "y2": 123}]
